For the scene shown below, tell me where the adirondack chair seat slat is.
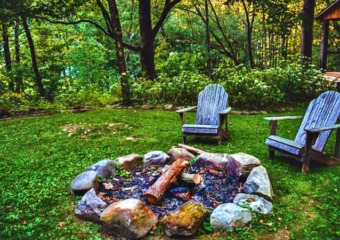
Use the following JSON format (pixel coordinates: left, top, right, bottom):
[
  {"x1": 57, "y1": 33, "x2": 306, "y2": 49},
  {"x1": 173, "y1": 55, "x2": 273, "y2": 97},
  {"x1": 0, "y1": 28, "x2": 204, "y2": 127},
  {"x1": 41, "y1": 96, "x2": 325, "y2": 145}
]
[
  {"x1": 182, "y1": 124, "x2": 218, "y2": 135},
  {"x1": 266, "y1": 136, "x2": 304, "y2": 156},
  {"x1": 177, "y1": 84, "x2": 230, "y2": 144}
]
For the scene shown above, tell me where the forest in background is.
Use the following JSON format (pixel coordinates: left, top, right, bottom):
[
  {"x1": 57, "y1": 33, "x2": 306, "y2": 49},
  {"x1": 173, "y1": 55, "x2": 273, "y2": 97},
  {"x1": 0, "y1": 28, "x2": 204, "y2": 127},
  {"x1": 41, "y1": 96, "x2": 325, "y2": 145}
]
[{"x1": 0, "y1": 0, "x2": 339, "y2": 109}]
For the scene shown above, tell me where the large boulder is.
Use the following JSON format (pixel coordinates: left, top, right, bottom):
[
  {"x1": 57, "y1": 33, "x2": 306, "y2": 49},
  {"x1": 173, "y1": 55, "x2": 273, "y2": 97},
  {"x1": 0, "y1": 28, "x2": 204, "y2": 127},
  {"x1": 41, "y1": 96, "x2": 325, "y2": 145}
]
[
  {"x1": 233, "y1": 193, "x2": 272, "y2": 214},
  {"x1": 210, "y1": 203, "x2": 252, "y2": 231},
  {"x1": 117, "y1": 154, "x2": 142, "y2": 171},
  {"x1": 160, "y1": 201, "x2": 208, "y2": 237},
  {"x1": 242, "y1": 166, "x2": 274, "y2": 201},
  {"x1": 143, "y1": 151, "x2": 170, "y2": 167},
  {"x1": 71, "y1": 171, "x2": 98, "y2": 195},
  {"x1": 196, "y1": 152, "x2": 230, "y2": 170},
  {"x1": 230, "y1": 153, "x2": 261, "y2": 177},
  {"x1": 85, "y1": 159, "x2": 115, "y2": 179},
  {"x1": 75, "y1": 188, "x2": 108, "y2": 223},
  {"x1": 168, "y1": 147, "x2": 195, "y2": 162},
  {"x1": 100, "y1": 198, "x2": 158, "y2": 239}
]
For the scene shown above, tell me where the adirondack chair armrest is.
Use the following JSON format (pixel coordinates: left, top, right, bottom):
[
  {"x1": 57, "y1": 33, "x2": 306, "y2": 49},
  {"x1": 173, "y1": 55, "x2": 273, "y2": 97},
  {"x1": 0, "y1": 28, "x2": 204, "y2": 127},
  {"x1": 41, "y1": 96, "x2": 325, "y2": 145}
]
[
  {"x1": 176, "y1": 106, "x2": 197, "y2": 125},
  {"x1": 176, "y1": 106, "x2": 197, "y2": 113},
  {"x1": 305, "y1": 124, "x2": 340, "y2": 133},
  {"x1": 264, "y1": 116, "x2": 303, "y2": 136},
  {"x1": 264, "y1": 116, "x2": 303, "y2": 121},
  {"x1": 219, "y1": 107, "x2": 232, "y2": 115}
]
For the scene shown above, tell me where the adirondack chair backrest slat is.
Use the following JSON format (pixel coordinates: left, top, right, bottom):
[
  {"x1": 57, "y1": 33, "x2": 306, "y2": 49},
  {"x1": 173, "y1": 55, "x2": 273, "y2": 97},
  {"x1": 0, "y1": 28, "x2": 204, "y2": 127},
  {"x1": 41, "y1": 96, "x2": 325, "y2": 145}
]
[
  {"x1": 196, "y1": 84, "x2": 228, "y2": 126},
  {"x1": 295, "y1": 91, "x2": 340, "y2": 152}
]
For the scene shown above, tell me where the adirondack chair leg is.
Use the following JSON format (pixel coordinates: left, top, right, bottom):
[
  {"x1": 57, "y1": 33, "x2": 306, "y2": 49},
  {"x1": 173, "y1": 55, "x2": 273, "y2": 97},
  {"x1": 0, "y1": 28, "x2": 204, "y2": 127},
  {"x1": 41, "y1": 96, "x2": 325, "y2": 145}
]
[
  {"x1": 302, "y1": 132, "x2": 318, "y2": 173},
  {"x1": 335, "y1": 128, "x2": 340, "y2": 158},
  {"x1": 268, "y1": 148, "x2": 275, "y2": 159},
  {"x1": 218, "y1": 135, "x2": 222, "y2": 145},
  {"x1": 269, "y1": 120, "x2": 278, "y2": 135},
  {"x1": 183, "y1": 136, "x2": 187, "y2": 144},
  {"x1": 225, "y1": 115, "x2": 229, "y2": 138}
]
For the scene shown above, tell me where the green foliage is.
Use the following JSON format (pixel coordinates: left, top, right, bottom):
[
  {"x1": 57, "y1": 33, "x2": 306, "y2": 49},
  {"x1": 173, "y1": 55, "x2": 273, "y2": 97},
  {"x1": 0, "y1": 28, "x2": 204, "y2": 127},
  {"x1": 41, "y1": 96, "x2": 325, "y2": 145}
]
[
  {"x1": 129, "y1": 59, "x2": 329, "y2": 109},
  {"x1": 215, "y1": 60, "x2": 328, "y2": 109},
  {"x1": 54, "y1": 84, "x2": 119, "y2": 107}
]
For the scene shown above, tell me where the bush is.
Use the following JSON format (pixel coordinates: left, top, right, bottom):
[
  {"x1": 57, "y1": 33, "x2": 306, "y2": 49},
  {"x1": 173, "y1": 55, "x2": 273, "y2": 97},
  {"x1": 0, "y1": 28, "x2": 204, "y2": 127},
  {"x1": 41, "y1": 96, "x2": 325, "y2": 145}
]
[{"x1": 130, "y1": 59, "x2": 329, "y2": 109}]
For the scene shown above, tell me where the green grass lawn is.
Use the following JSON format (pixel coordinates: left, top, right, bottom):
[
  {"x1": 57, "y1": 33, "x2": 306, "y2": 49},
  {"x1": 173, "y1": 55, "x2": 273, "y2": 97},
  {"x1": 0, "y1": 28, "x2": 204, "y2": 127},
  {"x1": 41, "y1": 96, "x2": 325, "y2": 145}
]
[{"x1": 0, "y1": 109, "x2": 339, "y2": 240}]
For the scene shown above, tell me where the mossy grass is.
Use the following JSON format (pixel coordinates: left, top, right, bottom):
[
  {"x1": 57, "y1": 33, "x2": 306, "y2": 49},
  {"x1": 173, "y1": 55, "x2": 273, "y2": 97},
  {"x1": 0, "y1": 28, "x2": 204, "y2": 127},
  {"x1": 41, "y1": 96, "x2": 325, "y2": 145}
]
[{"x1": 0, "y1": 109, "x2": 339, "y2": 239}]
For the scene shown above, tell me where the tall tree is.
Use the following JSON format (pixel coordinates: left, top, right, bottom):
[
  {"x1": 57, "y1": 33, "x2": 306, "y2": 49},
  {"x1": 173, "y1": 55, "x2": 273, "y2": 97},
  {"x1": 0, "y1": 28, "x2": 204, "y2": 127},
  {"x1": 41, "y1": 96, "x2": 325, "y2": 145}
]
[
  {"x1": 22, "y1": 17, "x2": 46, "y2": 99},
  {"x1": 1, "y1": 23, "x2": 14, "y2": 91},
  {"x1": 138, "y1": 0, "x2": 181, "y2": 80},
  {"x1": 204, "y1": 0, "x2": 212, "y2": 77},
  {"x1": 301, "y1": 0, "x2": 315, "y2": 59}
]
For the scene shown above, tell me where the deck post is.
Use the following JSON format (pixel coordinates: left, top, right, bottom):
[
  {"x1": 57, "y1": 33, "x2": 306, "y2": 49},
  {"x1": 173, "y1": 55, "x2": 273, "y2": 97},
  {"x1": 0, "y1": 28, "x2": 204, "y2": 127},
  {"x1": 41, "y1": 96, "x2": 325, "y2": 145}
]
[{"x1": 320, "y1": 20, "x2": 329, "y2": 71}]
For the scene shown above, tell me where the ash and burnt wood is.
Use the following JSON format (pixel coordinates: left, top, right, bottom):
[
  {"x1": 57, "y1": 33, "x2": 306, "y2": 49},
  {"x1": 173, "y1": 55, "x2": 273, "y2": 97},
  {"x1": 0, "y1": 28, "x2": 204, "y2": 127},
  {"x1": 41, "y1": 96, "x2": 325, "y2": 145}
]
[
  {"x1": 144, "y1": 159, "x2": 189, "y2": 205},
  {"x1": 265, "y1": 91, "x2": 340, "y2": 172},
  {"x1": 176, "y1": 84, "x2": 231, "y2": 145},
  {"x1": 98, "y1": 160, "x2": 239, "y2": 217}
]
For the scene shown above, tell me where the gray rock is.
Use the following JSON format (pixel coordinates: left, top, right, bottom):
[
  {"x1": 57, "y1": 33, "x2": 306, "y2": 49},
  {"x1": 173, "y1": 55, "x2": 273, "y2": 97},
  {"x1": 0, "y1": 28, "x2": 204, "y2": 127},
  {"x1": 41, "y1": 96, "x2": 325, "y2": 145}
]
[
  {"x1": 250, "y1": 111, "x2": 259, "y2": 115},
  {"x1": 242, "y1": 111, "x2": 250, "y2": 115},
  {"x1": 230, "y1": 153, "x2": 261, "y2": 177},
  {"x1": 260, "y1": 111, "x2": 268, "y2": 114},
  {"x1": 71, "y1": 171, "x2": 98, "y2": 195},
  {"x1": 75, "y1": 188, "x2": 108, "y2": 223},
  {"x1": 117, "y1": 154, "x2": 143, "y2": 171},
  {"x1": 175, "y1": 106, "x2": 184, "y2": 111},
  {"x1": 164, "y1": 104, "x2": 174, "y2": 110},
  {"x1": 101, "y1": 198, "x2": 158, "y2": 239},
  {"x1": 242, "y1": 166, "x2": 274, "y2": 201},
  {"x1": 196, "y1": 152, "x2": 230, "y2": 170},
  {"x1": 230, "y1": 110, "x2": 242, "y2": 115},
  {"x1": 210, "y1": 203, "x2": 252, "y2": 231},
  {"x1": 160, "y1": 201, "x2": 208, "y2": 237},
  {"x1": 168, "y1": 147, "x2": 195, "y2": 162},
  {"x1": 233, "y1": 193, "x2": 272, "y2": 214},
  {"x1": 141, "y1": 104, "x2": 154, "y2": 110},
  {"x1": 85, "y1": 159, "x2": 115, "y2": 179},
  {"x1": 144, "y1": 151, "x2": 170, "y2": 167}
]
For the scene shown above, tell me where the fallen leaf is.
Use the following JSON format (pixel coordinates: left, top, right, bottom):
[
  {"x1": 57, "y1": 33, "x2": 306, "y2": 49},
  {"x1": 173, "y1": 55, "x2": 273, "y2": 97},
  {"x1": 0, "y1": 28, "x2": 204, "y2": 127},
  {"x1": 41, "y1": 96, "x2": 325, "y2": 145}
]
[{"x1": 58, "y1": 222, "x2": 65, "y2": 228}]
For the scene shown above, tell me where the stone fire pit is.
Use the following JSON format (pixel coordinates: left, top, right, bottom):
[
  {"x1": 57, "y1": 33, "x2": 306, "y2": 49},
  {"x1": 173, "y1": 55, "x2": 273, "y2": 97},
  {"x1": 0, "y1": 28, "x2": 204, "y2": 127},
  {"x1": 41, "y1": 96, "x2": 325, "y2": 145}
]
[{"x1": 71, "y1": 145, "x2": 274, "y2": 239}]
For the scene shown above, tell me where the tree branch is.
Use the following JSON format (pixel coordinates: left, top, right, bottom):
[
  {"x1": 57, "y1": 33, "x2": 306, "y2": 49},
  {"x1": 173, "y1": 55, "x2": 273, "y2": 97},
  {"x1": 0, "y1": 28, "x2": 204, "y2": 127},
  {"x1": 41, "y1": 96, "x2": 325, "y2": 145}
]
[
  {"x1": 152, "y1": 0, "x2": 181, "y2": 39},
  {"x1": 35, "y1": 16, "x2": 111, "y2": 37}
]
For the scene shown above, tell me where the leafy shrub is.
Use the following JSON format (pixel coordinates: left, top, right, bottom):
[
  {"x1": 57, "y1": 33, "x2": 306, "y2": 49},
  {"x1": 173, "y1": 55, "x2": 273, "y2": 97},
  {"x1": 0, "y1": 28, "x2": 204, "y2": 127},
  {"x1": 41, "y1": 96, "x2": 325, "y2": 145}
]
[
  {"x1": 54, "y1": 84, "x2": 119, "y2": 107},
  {"x1": 130, "y1": 59, "x2": 329, "y2": 109}
]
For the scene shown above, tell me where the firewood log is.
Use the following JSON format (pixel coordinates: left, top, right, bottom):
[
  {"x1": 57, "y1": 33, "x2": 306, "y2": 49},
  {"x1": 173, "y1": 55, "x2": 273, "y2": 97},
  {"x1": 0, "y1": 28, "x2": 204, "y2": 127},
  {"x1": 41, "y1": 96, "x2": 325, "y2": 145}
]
[
  {"x1": 161, "y1": 165, "x2": 202, "y2": 185},
  {"x1": 177, "y1": 144, "x2": 205, "y2": 155},
  {"x1": 180, "y1": 173, "x2": 203, "y2": 185},
  {"x1": 144, "y1": 159, "x2": 189, "y2": 205}
]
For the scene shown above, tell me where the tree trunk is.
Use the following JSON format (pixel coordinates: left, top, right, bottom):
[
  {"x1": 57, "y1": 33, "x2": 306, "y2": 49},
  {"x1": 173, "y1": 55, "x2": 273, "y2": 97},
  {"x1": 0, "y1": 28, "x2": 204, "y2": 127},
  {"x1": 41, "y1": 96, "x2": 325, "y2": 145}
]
[
  {"x1": 107, "y1": 0, "x2": 132, "y2": 105},
  {"x1": 139, "y1": 0, "x2": 156, "y2": 80},
  {"x1": 247, "y1": 26, "x2": 255, "y2": 68},
  {"x1": 2, "y1": 23, "x2": 14, "y2": 91},
  {"x1": 14, "y1": 22, "x2": 22, "y2": 93},
  {"x1": 241, "y1": 0, "x2": 255, "y2": 68},
  {"x1": 301, "y1": 0, "x2": 315, "y2": 59},
  {"x1": 22, "y1": 17, "x2": 46, "y2": 99},
  {"x1": 205, "y1": 0, "x2": 212, "y2": 77}
]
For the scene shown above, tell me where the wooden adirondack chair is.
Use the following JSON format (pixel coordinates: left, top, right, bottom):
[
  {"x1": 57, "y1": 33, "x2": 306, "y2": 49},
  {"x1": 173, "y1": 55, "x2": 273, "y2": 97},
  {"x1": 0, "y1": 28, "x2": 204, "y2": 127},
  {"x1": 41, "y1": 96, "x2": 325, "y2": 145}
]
[
  {"x1": 176, "y1": 84, "x2": 231, "y2": 145},
  {"x1": 264, "y1": 91, "x2": 340, "y2": 172}
]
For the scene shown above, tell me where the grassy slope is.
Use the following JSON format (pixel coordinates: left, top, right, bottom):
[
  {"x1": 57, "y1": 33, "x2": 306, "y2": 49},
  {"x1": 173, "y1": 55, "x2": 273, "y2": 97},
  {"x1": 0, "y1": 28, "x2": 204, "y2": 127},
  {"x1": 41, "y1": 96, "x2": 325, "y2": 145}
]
[{"x1": 0, "y1": 109, "x2": 339, "y2": 240}]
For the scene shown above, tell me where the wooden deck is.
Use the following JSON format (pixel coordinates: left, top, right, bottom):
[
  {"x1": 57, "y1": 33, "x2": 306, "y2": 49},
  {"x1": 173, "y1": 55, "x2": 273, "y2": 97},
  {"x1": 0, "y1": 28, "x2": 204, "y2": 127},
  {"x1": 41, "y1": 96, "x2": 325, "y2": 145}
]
[{"x1": 324, "y1": 72, "x2": 340, "y2": 82}]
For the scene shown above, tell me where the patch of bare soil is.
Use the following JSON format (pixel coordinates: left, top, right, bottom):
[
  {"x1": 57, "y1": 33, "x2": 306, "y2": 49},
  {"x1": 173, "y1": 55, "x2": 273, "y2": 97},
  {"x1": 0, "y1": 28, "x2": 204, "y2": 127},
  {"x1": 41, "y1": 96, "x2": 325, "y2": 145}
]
[{"x1": 261, "y1": 227, "x2": 290, "y2": 240}]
